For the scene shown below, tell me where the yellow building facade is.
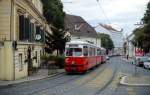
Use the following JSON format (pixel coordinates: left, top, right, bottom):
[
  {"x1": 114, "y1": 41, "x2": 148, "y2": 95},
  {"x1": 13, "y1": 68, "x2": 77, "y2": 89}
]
[{"x1": 0, "y1": 0, "x2": 51, "y2": 80}]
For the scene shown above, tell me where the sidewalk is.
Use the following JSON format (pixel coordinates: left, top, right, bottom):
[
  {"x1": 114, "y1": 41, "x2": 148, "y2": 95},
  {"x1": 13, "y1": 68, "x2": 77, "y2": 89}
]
[
  {"x1": 0, "y1": 69, "x2": 65, "y2": 87},
  {"x1": 122, "y1": 56, "x2": 133, "y2": 63},
  {"x1": 120, "y1": 75, "x2": 150, "y2": 86},
  {"x1": 120, "y1": 56, "x2": 150, "y2": 86}
]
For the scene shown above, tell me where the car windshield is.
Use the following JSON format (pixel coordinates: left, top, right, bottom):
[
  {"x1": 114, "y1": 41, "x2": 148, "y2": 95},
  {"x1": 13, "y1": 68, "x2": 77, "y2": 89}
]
[
  {"x1": 136, "y1": 56, "x2": 148, "y2": 62},
  {"x1": 66, "y1": 48, "x2": 82, "y2": 56},
  {"x1": 141, "y1": 57, "x2": 148, "y2": 62},
  {"x1": 147, "y1": 58, "x2": 150, "y2": 62}
]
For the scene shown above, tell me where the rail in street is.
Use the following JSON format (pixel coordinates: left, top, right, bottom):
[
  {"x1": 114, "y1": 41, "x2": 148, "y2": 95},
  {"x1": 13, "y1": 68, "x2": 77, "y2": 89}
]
[{"x1": 0, "y1": 56, "x2": 150, "y2": 95}]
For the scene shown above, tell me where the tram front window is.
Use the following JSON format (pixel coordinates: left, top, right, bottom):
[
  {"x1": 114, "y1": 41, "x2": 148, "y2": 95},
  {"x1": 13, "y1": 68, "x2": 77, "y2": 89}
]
[{"x1": 66, "y1": 48, "x2": 82, "y2": 56}]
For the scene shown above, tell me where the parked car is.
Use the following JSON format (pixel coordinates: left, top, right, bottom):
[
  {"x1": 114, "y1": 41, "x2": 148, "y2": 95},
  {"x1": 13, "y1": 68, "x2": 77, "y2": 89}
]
[
  {"x1": 135, "y1": 56, "x2": 148, "y2": 67},
  {"x1": 143, "y1": 57, "x2": 150, "y2": 69},
  {"x1": 106, "y1": 56, "x2": 109, "y2": 60},
  {"x1": 131, "y1": 58, "x2": 136, "y2": 65}
]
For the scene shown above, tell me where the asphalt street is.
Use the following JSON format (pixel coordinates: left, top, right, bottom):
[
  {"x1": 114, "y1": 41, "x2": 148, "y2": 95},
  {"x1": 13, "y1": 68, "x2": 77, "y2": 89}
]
[{"x1": 0, "y1": 56, "x2": 150, "y2": 95}]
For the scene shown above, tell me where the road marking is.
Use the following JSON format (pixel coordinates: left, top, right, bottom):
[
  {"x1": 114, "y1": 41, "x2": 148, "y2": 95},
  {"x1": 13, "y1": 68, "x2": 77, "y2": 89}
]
[
  {"x1": 127, "y1": 87, "x2": 136, "y2": 95},
  {"x1": 85, "y1": 69, "x2": 113, "y2": 88},
  {"x1": 75, "y1": 65, "x2": 107, "y2": 85}
]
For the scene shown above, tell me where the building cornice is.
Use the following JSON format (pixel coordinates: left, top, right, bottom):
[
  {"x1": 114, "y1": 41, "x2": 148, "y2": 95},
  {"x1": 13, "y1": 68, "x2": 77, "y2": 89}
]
[{"x1": 25, "y1": 0, "x2": 46, "y2": 23}]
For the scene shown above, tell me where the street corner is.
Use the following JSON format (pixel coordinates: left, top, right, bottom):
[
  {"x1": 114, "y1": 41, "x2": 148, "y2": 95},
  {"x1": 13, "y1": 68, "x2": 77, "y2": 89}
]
[
  {"x1": 0, "y1": 69, "x2": 65, "y2": 87},
  {"x1": 121, "y1": 57, "x2": 133, "y2": 63},
  {"x1": 120, "y1": 75, "x2": 150, "y2": 86}
]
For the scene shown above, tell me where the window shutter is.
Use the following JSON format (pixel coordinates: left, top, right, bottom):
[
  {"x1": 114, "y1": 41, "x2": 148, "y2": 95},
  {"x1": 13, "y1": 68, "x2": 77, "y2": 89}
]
[
  {"x1": 31, "y1": 23, "x2": 35, "y2": 42},
  {"x1": 19, "y1": 15, "x2": 24, "y2": 40},
  {"x1": 24, "y1": 18, "x2": 30, "y2": 40}
]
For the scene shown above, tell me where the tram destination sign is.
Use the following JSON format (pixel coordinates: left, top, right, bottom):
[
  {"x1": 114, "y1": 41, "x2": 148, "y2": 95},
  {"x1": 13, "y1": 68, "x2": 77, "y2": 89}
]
[{"x1": 69, "y1": 44, "x2": 78, "y2": 47}]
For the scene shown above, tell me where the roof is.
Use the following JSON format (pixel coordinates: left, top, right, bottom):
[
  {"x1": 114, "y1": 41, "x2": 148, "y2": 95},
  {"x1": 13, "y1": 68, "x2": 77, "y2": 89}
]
[
  {"x1": 99, "y1": 24, "x2": 122, "y2": 32},
  {"x1": 64, "y1": 14, "x2": 97, "y2": 38},
  {"x1": 66, "y1": 40, "x2": 105, "y2": 49},
  {"x1": 67, "y1": 40, "x2": 90, "y2": 45}
]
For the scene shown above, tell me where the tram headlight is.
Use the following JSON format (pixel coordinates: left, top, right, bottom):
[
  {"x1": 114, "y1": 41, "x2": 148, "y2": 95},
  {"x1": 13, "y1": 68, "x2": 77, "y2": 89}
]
[
  {"x1": 65, "y1": 58, "x2": 69, "y2": 63},
  {"x1": 72, "y1": 61, "x2": 75, "y2": 65}
]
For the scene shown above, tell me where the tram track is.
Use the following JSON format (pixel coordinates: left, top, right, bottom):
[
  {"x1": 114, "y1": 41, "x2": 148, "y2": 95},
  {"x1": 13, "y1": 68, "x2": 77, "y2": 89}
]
[
  {"x1": 27, "y1": 75, "x2": 81, "y2": 95},
  {"x1": 0, "y1": 73, "x2": 81, "y2": 95},
  {"x1": 0, "y1": 61, "x2": 110, "y2": 95},
  {"x1": 94, "y1": 57, "x2": 120, "y2": 95},
  {"x1": 48, "y1": 63, "x2": 109, "y2": 95},
  {"x1": 62, "y1": 62, "x2": 113, "y2": 95},
  {"x1": 94, "y1": 67, "x2": 117, "y2": 95},
  {"x1": 28, "y1": 63, "x2": 108, "y2": 95}
]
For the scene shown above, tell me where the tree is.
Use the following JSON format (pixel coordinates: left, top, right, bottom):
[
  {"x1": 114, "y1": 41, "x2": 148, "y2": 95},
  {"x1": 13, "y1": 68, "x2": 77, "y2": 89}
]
[
  {"x1": 41, "y1": 0, "x2": 69, "y2": 54},
  {"x1": 142, "y1": 2, "x2": 150, "y2": 24},
  {"x1": 41, "y1": 0, "x2": 65, "y2": 29},
  {"x1": 133, "y1": 2, "x2": 150, "y2": 53},
  {"x1": 97, "y1": 33, "x2": 114, "y2": 54}
]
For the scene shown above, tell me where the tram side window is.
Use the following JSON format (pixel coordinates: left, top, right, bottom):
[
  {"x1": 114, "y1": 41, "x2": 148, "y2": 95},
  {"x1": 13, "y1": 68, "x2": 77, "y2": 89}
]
[
  {"x1": 101, "y1": 50, "x2": 105, "y2": 55},
  {"x1": 66, "y1": 48, "x2": 73, "y2": 56},
  {"x1": 97, "y1": 49, "x2": 101, "y2": 55},
  {"x1": 89, "y1": 47, "x2": 92, "y2": 56},
  {"x1": 66, "y1": 48, "x2": 82, "y2": 56},
  {"x1": 101, "y1": 50, "x2": 104, "y2": 55},
  {"x1": 83, "y1": 46, "x2": 88, "y2": 56},
  {"x1": 74, "y1": 48, "x2": 82, "y2": 56},
  {"x1": 93, "y1": 48, "x2": 96, "y2": 56}
]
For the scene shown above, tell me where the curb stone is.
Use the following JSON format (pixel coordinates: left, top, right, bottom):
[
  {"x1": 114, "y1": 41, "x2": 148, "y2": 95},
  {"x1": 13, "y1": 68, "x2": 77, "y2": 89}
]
[
  {"x1": 120, "y1": 76, "x2": 150, "y2": 86},
  {"x1": 0, "y1": 72, "x2": 65, "y2": 87}
]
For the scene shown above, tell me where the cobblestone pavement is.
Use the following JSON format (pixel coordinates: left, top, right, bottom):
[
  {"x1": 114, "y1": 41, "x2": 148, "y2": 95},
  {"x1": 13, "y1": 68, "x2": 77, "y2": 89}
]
[{"x1": 0, "y1": 56, "x2": 150, "y2": 95}]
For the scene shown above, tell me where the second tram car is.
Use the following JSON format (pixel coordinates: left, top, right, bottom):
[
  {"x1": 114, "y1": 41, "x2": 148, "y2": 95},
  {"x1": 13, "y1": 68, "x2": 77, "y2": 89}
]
[
  {"x1": 65, "y1": 40, "x2": 106, "y2": 73},
  {"x1": 100, "y1": 47, "x2": 106, "y2": 63}
]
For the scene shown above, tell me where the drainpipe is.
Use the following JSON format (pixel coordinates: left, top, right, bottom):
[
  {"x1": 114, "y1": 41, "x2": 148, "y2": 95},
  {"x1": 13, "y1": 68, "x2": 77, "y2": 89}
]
[{"x1": 11, "y1": 0, "x2": 15, "y2": 80}]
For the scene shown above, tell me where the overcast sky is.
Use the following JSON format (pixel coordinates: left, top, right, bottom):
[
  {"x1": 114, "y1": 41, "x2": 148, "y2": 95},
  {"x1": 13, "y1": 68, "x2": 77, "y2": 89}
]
[{"x1": 61, "y1": 0, "x2": 149, "y2": 36}]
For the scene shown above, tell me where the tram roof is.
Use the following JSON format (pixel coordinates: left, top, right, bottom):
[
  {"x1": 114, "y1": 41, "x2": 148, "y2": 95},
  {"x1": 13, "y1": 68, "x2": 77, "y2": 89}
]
[
  {"x1": 66, "y1": 40, "x2": 106, "y2": 50},
  {"x1": 66, "y1": 40, "x2": 97, "y2": 47}
]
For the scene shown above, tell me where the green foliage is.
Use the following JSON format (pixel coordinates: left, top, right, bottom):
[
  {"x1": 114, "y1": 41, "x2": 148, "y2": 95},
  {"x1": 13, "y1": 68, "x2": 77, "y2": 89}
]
[
  {"x1": 45, "y1": 27, "x2": 69, "y2": 54},
  {"x1": 133, "y1": 2, "x2": 150, "y2": 53},
  {"x1": 97, "y1": 33, "x2": 114, "y2": 51},
  {"x1": 40, "y1": 55, "x2": 49, "y2": 61},
  {"x1": 42, "y1": 0, "x2": 70, "y2": 54},
  {"x1": 41, "y1": 0, "x2": 65, "y2": 29},
  {"x1": 132, "y1": 28, "x2": 144, "y2": 47},
  {"x1": 142, "y1": 2, "x2": 150, "y2": 24},
  {"x1": 48, "y1": 55, "x2": 65, "y2": 68},
  {"x1": 55, "y1": 55, "x2": 65, "y2": 68}
]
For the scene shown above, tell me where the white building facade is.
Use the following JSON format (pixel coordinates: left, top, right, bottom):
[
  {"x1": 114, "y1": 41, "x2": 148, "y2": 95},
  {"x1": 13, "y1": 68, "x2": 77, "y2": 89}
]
[
  {"x1": 95, "y1": 24, "x2": 124, "y2": 55},
  {"x1": 125, "y1": 33, "x2": 135, "y2": 58}
]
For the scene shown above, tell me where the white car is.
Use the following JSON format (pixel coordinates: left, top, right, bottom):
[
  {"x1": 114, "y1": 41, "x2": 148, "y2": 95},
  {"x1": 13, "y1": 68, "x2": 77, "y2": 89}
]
[
  {"x1": 106, "y1": 56, "x2": 109, "y2": 60},
  {"x1": 143, "y1": 58, "x2": 150, "y2": 69}
]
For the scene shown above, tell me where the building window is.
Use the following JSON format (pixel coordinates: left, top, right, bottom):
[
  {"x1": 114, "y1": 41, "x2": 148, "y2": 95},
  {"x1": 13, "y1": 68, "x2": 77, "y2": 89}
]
[
  {"x1": 41, "y1": 29, "x2": 45, "y2": 42},
  {"x1": 19, "y1": 15, "x2": 35, "y2": 42},
  {"x1": 19, "y1": 15, "x2": 25, "y2": 40},
  {"x1": 24, "y1": 17, "x2": 30, "y2": 40},
  {"x1": 35, "y1": 51, "x2": 38, "y2": 63},
  {"x1": 30, "y1": 23, "x2": 35, "y2": 42},
  {"x1": 36, "y1": 26, "x2": 45, "y2": 42},
  {"x1": 19, "y1": 53, "x2": 23, "y2": 71}
]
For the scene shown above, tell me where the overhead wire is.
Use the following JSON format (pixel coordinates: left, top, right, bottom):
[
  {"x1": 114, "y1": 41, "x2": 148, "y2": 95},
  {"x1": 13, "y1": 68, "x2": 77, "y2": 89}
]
[{"x1": 96, "y1": 0, "x2": 111, "y2": 24}]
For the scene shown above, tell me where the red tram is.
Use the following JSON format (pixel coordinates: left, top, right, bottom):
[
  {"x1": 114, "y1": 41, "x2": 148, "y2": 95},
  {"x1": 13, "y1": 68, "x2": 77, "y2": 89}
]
[{"x1": 65, "y1": 41, "x2": 106, "y2": 73}]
